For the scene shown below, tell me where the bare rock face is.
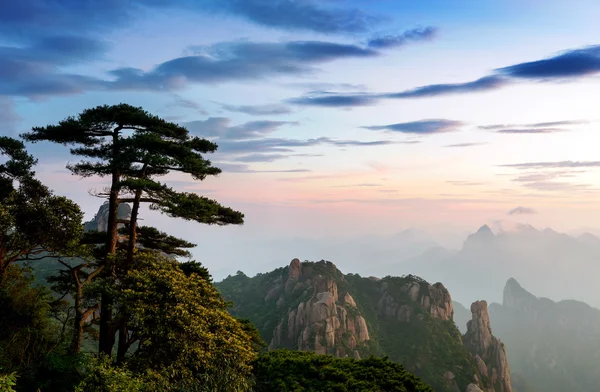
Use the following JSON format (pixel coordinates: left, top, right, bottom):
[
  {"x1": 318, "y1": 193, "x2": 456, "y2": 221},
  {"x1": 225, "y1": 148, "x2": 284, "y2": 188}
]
[
  {"x1": 378, "y1": 279, "x2": 454, "y2": 322},
  {"x1": 84, "y1": 202, "x2": 132, "y2": 232},
  {"x1": 463, "y1": 301, "x2": 512, "y2": 392},
  {"x1": 268, "y1": 259, "x2": 370, "y2": 356},
  {"x1": 466, "y1": 384, "x2": 484, "y2": 392}
]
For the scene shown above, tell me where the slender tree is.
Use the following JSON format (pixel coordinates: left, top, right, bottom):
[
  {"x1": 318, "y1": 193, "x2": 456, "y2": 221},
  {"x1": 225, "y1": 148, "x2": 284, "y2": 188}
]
[{"x1": 22, "y1": 103, "x2": 244, "y2": 357}]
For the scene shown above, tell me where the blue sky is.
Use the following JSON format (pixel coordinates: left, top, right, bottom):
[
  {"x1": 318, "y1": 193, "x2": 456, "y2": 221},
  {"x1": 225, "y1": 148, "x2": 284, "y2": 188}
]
[{"x1": 3, "y1": 0, "x2": 600, "y2": 276}]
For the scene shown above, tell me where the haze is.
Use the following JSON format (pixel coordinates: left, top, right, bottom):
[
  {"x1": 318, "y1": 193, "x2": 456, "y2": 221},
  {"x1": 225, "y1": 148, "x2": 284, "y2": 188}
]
[{"x1": 3, "y1": 0, "x2": 600, "y2": 304}]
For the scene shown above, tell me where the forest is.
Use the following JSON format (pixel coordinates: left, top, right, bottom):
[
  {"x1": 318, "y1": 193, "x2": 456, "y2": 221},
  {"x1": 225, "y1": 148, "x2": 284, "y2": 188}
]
[{"x1": 0, "y1": 104, "x2": 432, "y2": 392}]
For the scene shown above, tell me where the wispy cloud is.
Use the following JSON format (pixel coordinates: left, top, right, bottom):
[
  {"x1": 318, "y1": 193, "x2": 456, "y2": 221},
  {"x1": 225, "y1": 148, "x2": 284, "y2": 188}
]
[
  {"x1": 287, "y1": 76, "x2": 510, "y2": 107},
  {"x1": 216, "y1": 162, "x2": 312, "y2": 174},
  {"x1": 497, "y1": 45, "x2": 600, "y2": 79},
  {"x1": 444, "y1": 142, "x2": 487, "y2": 148},
  {"x1": 507, "y1": 206, "x2": 537, "y2": 215},
  {"x1": 362, "y1": 119, "x2": 464, "y2": 135},
  {"x1": 287, "y1": 92, "x2": 379, "y2": 107},
  {"x1": 183, "y1": 117, "x2": 402, "y2": 169},
  {"x1": 366, "y1": 27, "x2": 437, "y2": 49},
  {"x1": 500, "y1": 161, "x2": 600, "y2": 169},
  {"x1": 167, "y1": 94, "x2": 207, "y2": 114},
  {"x1": 201, "y1": 0, "x2": 386, "y2": 34},
  {"x1": 479, "y1": 119, "x2": 589, "y2": 134},
  {"x1": 383, "y1": 75, "x2": 509, "y2": 99},
  {"x1": 217, "y1": 103, "x2": 293, "y2": 116},
  {"x1": 495, "y1": 128, "x2": 567, "y2": 134},
  {"x1": 286, "y1": 45, "x2": 600, "y2": 108}
]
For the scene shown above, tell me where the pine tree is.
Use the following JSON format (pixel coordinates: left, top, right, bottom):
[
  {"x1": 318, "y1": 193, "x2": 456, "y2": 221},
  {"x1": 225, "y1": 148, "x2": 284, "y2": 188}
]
[{"x1": 22, "y1": 103, "x2": 244, "y2": 357}]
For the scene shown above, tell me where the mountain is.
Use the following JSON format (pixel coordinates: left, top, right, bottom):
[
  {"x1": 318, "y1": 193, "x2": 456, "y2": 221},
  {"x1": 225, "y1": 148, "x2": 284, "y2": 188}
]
[
  {"x1": 399, "y1": 225, "x2": 600, "y2": 308},
  {"x1": 488, "y1": 278, "x2": 600, "y2": 392},
  {"x1": 217, "y1": 258, "x2": 512, "y2": 392},
  {"x1": 83, "y1": 201, "x2": 132, "y2": 232}
]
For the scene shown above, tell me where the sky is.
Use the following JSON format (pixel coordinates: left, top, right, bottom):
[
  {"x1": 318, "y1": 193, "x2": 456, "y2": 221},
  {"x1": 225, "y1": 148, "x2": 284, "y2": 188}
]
[{"x1": 3, "y1": 0, "x2": 600, "y2": 278}]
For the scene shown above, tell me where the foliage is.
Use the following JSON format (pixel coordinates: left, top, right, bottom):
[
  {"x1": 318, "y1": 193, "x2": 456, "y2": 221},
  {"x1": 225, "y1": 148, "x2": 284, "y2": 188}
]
[
  {"x1": 0, "y1": 138, "x2": 83, "y2": 279},
  {"x1": 252, "y1": 350, "x2": 434, "y2": 392},
  {"x1": 0, "y1": 265, "x2": 60, "y2": 372},
  {"x1": 0, "y1": 373, "x2": 17, "y2": 392},
  {"x1": 0, "y1": 136, "x2": 36, "y2": 199},
  {"x1": 120, "y1": 252, "x2": 257, "y2": 391},
  {"x1": 75, "y1": 355, "x2": 145, "y2": 392}
]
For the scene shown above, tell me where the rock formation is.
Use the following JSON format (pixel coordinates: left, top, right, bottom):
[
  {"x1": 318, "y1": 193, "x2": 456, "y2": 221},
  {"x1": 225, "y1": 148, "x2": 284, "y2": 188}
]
[
  {"x1": 217, "y1": 259, "x2": 511, "y2": 392},
  {"x1": 268, "y1": 259, "x2": 370, "y2": 358},
  {"x1": 377, "y1": 278, "x2": 454, "y2": 322},
  {"x1": 83, "y1": 202, "x2": 132, "y2": 232},
  {"x1": 463, "y1": 301, "x2": 512, "y2": 392}
]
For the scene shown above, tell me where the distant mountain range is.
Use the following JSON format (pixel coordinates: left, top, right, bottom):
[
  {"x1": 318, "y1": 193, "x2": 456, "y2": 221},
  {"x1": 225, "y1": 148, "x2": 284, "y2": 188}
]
[{"x1": 397, "y1": 224, "x2": 600, "y2": 308}]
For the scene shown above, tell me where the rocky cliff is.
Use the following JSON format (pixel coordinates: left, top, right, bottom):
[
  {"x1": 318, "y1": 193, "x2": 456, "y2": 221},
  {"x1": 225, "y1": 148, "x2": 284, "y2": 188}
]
[
  {"x1": 267, "y1": 259, "x2": 370, "y2": 358},
  {"x1": 463, "y1": 301, "x2": 512, "y2": 392},
  {"x1": 217, "y1": 258, "x2": 513, "y2": 392},
  {"x1": 83, "y1": 202, "x2": 132, "y2": 232}
]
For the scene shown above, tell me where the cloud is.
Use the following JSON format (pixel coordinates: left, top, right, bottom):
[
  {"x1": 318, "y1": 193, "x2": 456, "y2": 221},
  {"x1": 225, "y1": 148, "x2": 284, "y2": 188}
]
[
  {"x1": 284, "y1": 44, "x2": 600, "y2": 109},
  {"x1": 287, "y1": 76, "x2": 510, "y2": 108},
  {"x1": 183, "y1": 117, "x2": 401, "y2": 166},
  {"x1": 287, "y1": 92, "x2": 378, "y2": 107},
  {"x1": 105, "y1": 40, "x2": 380, "y2": 92},
  {"x1": 500, "y1": 161, "x2": 600, "y2": 169},
  {"x1": 202, "y1": 0, "x2": 385, "y2": 34},
  {"x1": 0, "y1": 35, "x2": 107, "y2": 97},
  {"x1": 479, "y1": 120, "x2": 589, "y2": 134},
  {"x1": 507, "y1": 206, "x2": 537, "y2": 215},
  {"x1": 218, "y1": 103, "x2": 293, "y2": 116},
  {"x1": 232, "y1": 153, "x2": 322, "y2": 163},
  {"x1": 185, "y1": 117, "x2": 297, "y2": 140},
  {"x1": 505, "y1": 169, "x2": 598, "y2": 193},
  {"x1": 283, "y1": 82, "x2": 369, "y2": 91},
  {"x1": 444, "y1": 142, "x2": 487, "y2": 148},
  {"x1": 216, "y1": 162, "x2": 312, "y2": 174},
  {"x1": 366, "y1": 27, "x2": 437, "y2": 49},
  {"x1": 495, "y1": 128, "x2": 566, "y2": 134},
  {"x1": 167, "y1": 94, "x2": 207, "y2": 114},
  {"x1": 521, "y1": 181, "x2": 596, "y2": 192},
  {"x1": 497, "y1": 45, "x2": 600, "y2": 79},
  {"x1": 362, "y1": 119, "x2": 464, "y2": 134},
  {"x1": 1, "y1": 0, "x2": 384, "y2": 38},
  {"x1": 383, "y1": 75, "x2": 510, "y2": 99}
]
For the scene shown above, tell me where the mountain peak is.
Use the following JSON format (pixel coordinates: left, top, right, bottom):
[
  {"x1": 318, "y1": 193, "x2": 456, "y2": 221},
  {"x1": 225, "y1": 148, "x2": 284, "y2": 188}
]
[
  {"x1": 505, "y1": 278, "x2": 522, "y2": 290},
  {"x1": 463, "y1": 224, "x2": 495, "y2": 249},
  {"x1": 476, "y1": 224, "x2": 494, "y2": 235},
  {"x1": 503, "y1": 278, "x2": 536, "y2": 309}
]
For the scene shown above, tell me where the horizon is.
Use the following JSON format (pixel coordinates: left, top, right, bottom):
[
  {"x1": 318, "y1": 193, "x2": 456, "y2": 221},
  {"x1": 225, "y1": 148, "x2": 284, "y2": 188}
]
[{"x1": 3, "y1": 1, "x2": 600, "y2": 295}]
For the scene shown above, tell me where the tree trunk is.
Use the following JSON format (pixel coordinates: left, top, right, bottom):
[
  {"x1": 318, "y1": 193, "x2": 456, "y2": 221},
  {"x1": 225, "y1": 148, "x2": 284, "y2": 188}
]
[
  {"x1": 71, "y1": 274, "x2": 84, "y2": 354},
  {"x1": 99, "y1": 131, "x2": 122, "y2": 356},
  {"x1": 117, "y1": 163, "x2": 146, "y2": 362}
]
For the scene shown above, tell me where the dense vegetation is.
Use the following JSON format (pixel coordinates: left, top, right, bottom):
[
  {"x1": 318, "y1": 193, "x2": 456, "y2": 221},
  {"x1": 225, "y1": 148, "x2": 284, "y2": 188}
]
[
  {"x1": 253, "y1": 350, "x2": 434, "y2": 392},
  {"x1": 0, "y1": 105, "x2": 434, "y2": 391}
]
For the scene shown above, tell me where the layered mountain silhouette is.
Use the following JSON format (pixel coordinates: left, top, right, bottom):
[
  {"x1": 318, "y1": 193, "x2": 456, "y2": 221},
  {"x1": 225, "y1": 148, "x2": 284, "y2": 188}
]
[
  {"x1": 488, "y1": 278, "x2": 600, "y2": 392},
  {"x1": 399, "y1": 224, "x2": 600, "y2": 308}
]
